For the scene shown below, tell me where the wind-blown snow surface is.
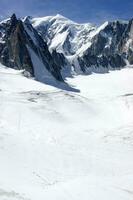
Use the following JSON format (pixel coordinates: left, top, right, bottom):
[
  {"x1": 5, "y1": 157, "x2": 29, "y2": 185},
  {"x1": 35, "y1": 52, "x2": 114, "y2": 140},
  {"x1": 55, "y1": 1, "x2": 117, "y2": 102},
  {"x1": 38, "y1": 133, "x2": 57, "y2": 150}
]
[{"x1": 0, "y1": 64, "x2": 133, "y2": 200}]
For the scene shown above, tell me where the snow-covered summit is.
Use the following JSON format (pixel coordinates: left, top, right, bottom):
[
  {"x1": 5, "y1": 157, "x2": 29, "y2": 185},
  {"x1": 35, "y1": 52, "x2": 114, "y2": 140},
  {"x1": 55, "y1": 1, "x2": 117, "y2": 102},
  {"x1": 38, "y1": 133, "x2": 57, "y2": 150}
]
[
  {"x1": 31, "y1": 14, "x2": 77, "y2": 27},
  {"x1": 31, "y1": 14, "x2": 96, "y2": 55}
]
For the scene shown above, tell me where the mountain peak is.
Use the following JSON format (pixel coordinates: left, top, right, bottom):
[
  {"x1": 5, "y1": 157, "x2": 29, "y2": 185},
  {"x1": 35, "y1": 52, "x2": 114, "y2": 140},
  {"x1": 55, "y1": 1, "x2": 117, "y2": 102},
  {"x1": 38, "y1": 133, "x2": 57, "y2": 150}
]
[
  {"x1": 10, "y1": 13, "x2": 17, "y2": 22},
  {"x1": 55, "y1": 13, "x2": 66, "y2": 19}
]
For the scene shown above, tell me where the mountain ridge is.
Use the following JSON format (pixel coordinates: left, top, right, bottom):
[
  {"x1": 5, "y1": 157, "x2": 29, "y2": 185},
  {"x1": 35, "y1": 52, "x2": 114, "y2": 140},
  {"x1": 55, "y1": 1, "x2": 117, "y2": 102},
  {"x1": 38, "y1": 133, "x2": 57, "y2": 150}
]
[{"x1": 0, "y1": 14, "x2": 133, "y2": 85}]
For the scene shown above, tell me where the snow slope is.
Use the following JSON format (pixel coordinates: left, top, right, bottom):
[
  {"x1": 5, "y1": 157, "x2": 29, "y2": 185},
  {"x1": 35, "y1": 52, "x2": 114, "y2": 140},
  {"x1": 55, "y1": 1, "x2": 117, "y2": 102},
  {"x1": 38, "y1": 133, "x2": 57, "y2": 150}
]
[{"x1": 0, "y1": 64, "x2": 133, "y2": 200}]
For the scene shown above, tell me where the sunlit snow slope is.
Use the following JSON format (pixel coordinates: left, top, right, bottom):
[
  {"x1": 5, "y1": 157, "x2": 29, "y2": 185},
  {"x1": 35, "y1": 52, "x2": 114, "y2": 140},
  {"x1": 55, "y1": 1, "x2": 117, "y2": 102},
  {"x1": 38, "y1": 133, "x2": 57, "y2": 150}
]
[{"x1": 0, "y1": 64, "x2": 133, "y2": 200}]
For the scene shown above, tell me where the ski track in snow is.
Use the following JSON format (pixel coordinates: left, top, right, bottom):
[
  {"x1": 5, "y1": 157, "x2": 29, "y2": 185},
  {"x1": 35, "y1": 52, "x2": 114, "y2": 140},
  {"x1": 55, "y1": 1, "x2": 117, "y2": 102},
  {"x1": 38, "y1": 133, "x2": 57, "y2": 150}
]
[{"x1": 0, "y1": 64, "x2": 133, "y2": 200}]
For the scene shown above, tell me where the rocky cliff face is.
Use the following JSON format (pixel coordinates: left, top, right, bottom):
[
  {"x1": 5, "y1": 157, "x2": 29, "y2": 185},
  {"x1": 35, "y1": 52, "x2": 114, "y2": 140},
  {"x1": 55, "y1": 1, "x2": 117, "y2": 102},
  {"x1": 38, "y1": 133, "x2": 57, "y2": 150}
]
[
  {"x1": 0, "y1": 14, "x2": 64, "y2": 81},
  {"x1": 78, "y1": 21, "x2": 128, "y2": 72},
  {"x1": 0, "y1": 14, "x2": 34, "y2": 75},
  {"x1": 118, "y1": 19, "x2": 133, "y2": 64},
  {"x1": 0, "y1": 14, "x2": 133, "y2": 83}
]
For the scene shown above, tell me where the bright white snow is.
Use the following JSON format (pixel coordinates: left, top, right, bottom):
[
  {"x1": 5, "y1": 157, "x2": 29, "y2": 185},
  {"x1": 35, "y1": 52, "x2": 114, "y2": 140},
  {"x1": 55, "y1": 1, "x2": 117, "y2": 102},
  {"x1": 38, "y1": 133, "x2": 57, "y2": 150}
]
[
  {"x1": 0, "y1": 64, "x2": 133, "y2": 200},
  {"x1": 31, "y1": 14, "x2": 96, "y2": 56}
]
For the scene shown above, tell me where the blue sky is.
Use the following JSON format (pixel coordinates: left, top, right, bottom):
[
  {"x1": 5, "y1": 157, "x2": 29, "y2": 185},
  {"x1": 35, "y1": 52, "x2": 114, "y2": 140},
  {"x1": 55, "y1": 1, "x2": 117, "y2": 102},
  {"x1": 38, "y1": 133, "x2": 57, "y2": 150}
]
[{"x1": 0, "y1": 0, "x2": 133, "y2": 24}]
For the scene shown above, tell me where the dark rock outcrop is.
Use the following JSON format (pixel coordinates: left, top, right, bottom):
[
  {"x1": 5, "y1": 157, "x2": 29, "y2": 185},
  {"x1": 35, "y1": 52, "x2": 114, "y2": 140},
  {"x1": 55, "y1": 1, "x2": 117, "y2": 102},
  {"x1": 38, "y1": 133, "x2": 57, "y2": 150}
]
[
  {"x1": 118, "y1": 19, "x2": 133, "y2": 64},
  {"x1": 0, "y1": 14, "x2": 64, "y2": 81},
  {"x1": 78, "y1": 21, "x2": 130, "y2": 72},
  {"x1": 0, "y1": 14, "x2": 34, "y2": 74}
]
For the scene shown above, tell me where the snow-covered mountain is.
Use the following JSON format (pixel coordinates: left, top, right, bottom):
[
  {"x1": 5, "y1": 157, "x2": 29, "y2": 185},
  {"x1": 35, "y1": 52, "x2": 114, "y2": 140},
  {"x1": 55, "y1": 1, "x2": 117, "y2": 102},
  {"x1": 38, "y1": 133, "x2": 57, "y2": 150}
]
[
  {"x1": 31, "y1": 15, "x2": 133, "y2": 74},
  {"x1": 0, "y1": 13, "x2": 133, "y2": 84},
  {"x1": 0, "y1": 14, "x2": 133, "y2": 200},
  {"x1": 31, "y1": 14, "x2": 96, "y2": 56}
]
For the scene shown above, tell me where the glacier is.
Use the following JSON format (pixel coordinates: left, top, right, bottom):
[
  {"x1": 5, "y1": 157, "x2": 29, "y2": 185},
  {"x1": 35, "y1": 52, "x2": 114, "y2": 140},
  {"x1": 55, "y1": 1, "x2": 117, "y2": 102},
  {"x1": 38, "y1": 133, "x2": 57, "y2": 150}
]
[{"x1": 0, "y1": 63, "x2": 133, "y2": 200}]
